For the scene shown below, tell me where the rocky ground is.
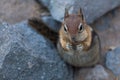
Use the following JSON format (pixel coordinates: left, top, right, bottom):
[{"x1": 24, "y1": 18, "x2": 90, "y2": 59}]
[
  {"x1": 0, "y1": 0, "x2": 120, "y2": 80},
  {"x1": 0, "y1": 0, "x2": 48, "y2": 24}
]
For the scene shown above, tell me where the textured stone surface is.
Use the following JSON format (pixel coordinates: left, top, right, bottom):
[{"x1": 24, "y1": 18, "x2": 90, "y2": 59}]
[
  {"x1": 0, "y1": 21, "x2": 73, "y2": 80},
  {"x1": 40, "y1": 16, "x2": 61, "y2": 32},
  {"x1": 92, "y1": 7, "x2": 120, "y2": 55},
  {"x1": 74, "y1": 65, "x2": 115, "y2": 80},
  {"x1": 38, "y1": 0, "x2": 50, "y2": 7},
  {"x1": 106, "y1": 47, "x2": 120, "y2": 76},
  {"x1": 73, "y1": 0, "x2": 120, "y2": 24},
  {"x1": 38, "y1": 0, "x2": 120, "y2": 24},
  {"x1": 38, "y1": 0, "x2": 74, "y2": 22},
  {"x1": 0, "y1": 0, "x2": 41, "y2": 24}
]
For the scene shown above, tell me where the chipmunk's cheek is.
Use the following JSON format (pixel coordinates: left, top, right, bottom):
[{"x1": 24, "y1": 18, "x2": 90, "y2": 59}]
[
  {"x1": 78, "y1": 31, "x2": 88, "y2": 41},
  {"x1": 68, "y1": 35, "x2": 74, "y2": 42},
  {"x1": 77, "y1": 35, "x2": 85, "y2": 41}
]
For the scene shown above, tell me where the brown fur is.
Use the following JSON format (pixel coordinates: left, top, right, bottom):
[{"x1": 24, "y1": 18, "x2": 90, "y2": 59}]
[
  {"x1": 59, "y1": 14, "x2": 92, "y2": 51},
  {"x1": 82, "y1": 26, "x2": 92, "y2": 50}
]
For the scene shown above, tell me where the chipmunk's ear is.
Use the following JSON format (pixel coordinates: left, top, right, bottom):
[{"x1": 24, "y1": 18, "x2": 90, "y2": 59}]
[
  {"x1": 64, "y1": 8, "x2": 69, "y2": 18},
  {"x1": 78, "y1": 8, "x2": 85, "y2": 21}
]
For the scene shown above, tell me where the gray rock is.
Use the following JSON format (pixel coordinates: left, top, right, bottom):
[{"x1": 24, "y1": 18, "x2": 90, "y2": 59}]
[
  {"x1": 0, "y1": 0, "x2": 39, "y2": 24},
  {"x1": 39, "y1": 0, "x2": 74, "y2": 22},
  {"x1": 41, "y1": 16, "x2": 61, "y2": 32},
  {"x1": 38, "y1": 0, "x2": 120, "y2": 24},
  {"x1": 106, "y1": 47, "x2": 120, "y2": 76},
  {"x1": 91, "y1": 7, "x2": 120, "y2": 55},
  {"x1": 73, "y1": 0, "x2": 120, "y2": 24},
  {"x1": 0, "y1": 21, "x2": 73, "y2": 80},
  {"x1": 0, "y1": 22, "x2": 12, "y2": 68},
  {"x1": 74, "y1": 65, "x2": 115, "y2": 80},
  {"x1": 38, "y1": 0, "x2": 50, "y2": 7}
]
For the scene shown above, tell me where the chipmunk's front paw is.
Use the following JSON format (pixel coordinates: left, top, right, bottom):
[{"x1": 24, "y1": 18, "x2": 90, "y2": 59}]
[
  {"x1": 77, "y1": 44, "x2": 83, "y2": 51},
  {"x1": 66, "y1": 43, "x2": 72, "y2": 50}
]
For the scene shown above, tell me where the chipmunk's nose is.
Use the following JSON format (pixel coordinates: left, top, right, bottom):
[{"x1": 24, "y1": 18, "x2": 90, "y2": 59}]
[{"x1": 72, "y1": 37, "x2": 77, "y2": 42}]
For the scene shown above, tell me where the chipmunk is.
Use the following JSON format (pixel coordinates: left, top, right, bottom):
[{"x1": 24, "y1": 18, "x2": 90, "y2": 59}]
[
  {"x1": 28, "y1": 8, "x2": 101, "y2": 67},
  {"x1": 57, "y1": 8, "x2": 101, "y2": 67}
]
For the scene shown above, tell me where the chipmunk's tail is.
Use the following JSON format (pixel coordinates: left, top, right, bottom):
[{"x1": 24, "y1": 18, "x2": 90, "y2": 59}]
[{"x1": 28, "y1": 17, "x2": 58, "y2": 45}]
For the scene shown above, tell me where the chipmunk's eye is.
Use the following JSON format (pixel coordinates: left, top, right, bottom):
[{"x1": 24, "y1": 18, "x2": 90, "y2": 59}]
[
  {"x1": 78, "y1": 23, "x2": 84, "y2": 33},
  {"x1": 64, "y1": 24, "x2": 68, "y2": 32}
]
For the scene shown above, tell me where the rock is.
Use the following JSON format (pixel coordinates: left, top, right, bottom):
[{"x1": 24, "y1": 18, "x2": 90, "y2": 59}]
[
  {"x1": 92, "y1": 7, "x2": 120, "y2": 56},
  {"x1": 38, "y1": 0, "x2": 50, "y2": 7},
  {"x1": 0, "y1": 0, "x2": 40, "y2": 24},
  {"x1": 73, "y1": 0, "x2": 120, "y2": 24},
  {"x1": 40, "y1": 16, "x2": 61, "y2": 32},
  {"x1": 74, "y1": 65, "x2": 115, "y2": 80},
  {"x1": 38, "y1": 0, "x2": 74, "y2": 22},
  {"x1": 38, "y1": 0, "x2": 120, "y2": 24},
  {"x1": 106, "y1": 47, "x2": 120, "y2": 76},
  {"x1": 0, "y1": 21, "x2": 73, "y2": 80}
]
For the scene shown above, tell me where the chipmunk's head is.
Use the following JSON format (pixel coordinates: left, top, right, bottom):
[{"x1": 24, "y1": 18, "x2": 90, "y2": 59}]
[{"x1": 61, "y1": 8, "x2": 89, "y2": 44}]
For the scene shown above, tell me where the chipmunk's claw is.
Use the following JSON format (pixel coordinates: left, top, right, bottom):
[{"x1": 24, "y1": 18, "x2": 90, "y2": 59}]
[
  {"x1": 77, "y1": 44, "x2": 83, "y2": 51},
  {"x1": 66, "y1": 43, "x2": 72, "y2": 50}
]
